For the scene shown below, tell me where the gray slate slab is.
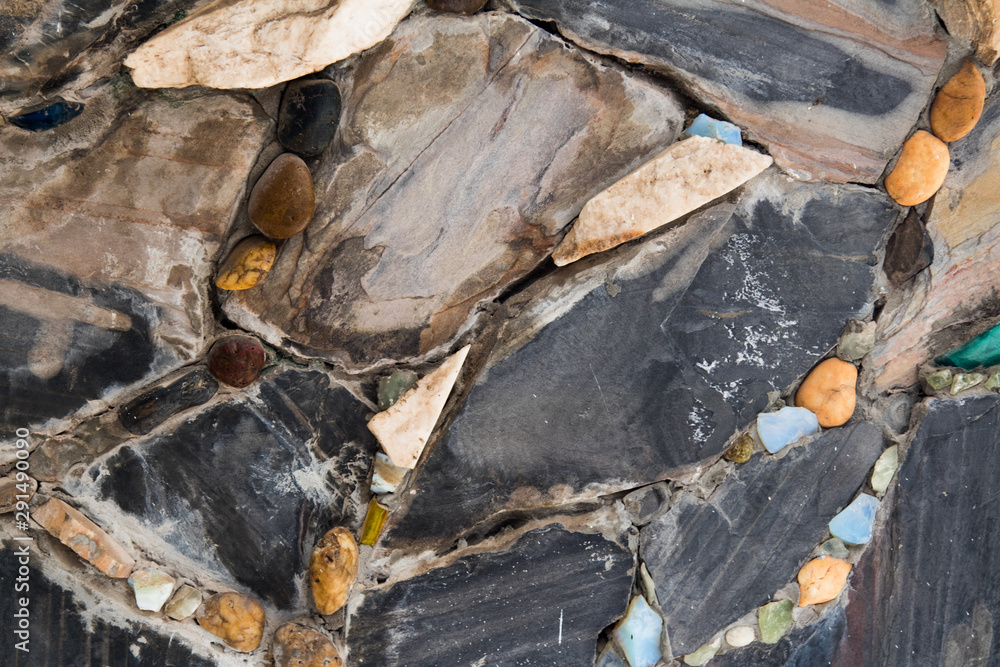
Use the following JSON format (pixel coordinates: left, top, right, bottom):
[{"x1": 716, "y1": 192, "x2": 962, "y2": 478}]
[
  {"x1": 382, "y1": 170, "x2": 897, "y2": 553},
  {"x1": 347, "y1": 525, "x2": 634, "y2": 666},
  {"x1": 641, "y1": 421, "x2": 883, "y2": 654}
]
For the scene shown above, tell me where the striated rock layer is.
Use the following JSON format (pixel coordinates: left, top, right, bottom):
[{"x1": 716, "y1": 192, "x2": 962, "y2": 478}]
[{"x1": 223, "y1": 12, "x2": 685, "y2": 370}]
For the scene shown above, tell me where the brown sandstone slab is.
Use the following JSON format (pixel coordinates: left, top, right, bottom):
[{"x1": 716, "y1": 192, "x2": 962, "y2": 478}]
[
  {"x1": 222, "y1": 12, "x2": 684, "y2": 370},
  {"x1": 32, "y1": 498, "x2": 135, "y2": 578}
]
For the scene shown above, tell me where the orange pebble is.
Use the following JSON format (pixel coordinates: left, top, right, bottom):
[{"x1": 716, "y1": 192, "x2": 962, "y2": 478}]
[
  {"x1": 798, "y1": 557, "x2": 852, "y2": 606},
  {"x1": 796, "y1": 358, "x2": 857, "y2": 427},
  {"x1": 884, "y1": 131, "x2": 949, "y2": 207},
  {"x1": 930, "y1": 61, "x2": 986, "y2": 143}
]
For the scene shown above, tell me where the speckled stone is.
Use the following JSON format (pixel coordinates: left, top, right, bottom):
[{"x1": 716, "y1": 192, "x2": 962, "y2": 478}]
[
  {"x1": 196, "y1": 592, "x2": 265, "y2": 652},
  {"x1": 272, "y1": 623, "x2": 343, "y2": 667},
  {"x1": 278, "y1": 79, "x2": 342, "y2": 157},
  {"x1": 931, "y1": 61, "x2": 986, "y2": 142},
  {"x1": 10, "y1": 100, "x2": 84, "y2": 131},
  {"x1": 248, "y1": 153, "x2": 315, "y2": 239},
  {"x1": 216, "y1": 236, "x2": 277, "y2": 291},
  {"x1": 426, "y1": 0, "x2": 488, "y2": 13},
  {"x1": 207, "y1": 336, "x2": 267, "y2": 388},
  {"x1": 310, "y1": 527, "x2": 359, "y2": 615},
  {"x1": 723, "y1": 433, "x2": 754, "y2": 463}
]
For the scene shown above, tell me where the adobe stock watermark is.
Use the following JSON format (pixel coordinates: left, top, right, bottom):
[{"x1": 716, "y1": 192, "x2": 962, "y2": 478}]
[{"x1": 10, "y1": 427, "x2": 33, "y2": 653}]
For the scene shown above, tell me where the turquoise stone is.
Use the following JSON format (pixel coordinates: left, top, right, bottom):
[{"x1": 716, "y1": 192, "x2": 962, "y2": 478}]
[
  {"x1": 685, "y1": 113, "x2": 743, "y2": 145},
  {"x1": 829, "y1": 494, "x2": 879, "y2": 545},
  {"x1": 612, "y1": 596, "x2": 662, "y2": 667},
  {"x1": 936, "y1": 321, "x2": 1000, "y2": 370},
  {"x1": 756, "y1": 407, "x2": 820, "y2": 453}
]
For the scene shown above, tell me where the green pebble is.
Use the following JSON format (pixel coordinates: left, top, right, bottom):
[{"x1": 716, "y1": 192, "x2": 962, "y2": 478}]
[
  {"x1": 950, "y1": 372, "x2": 985, "y2": 395},
  {"x1": 758, "y1": 599, "x2": 794, "y2": 644},
  {"x1": 683, "y1": 638, "x2": 721, "y2": 666},
  {"x1": 925, "y1": 369, "x2": 953, "y2": 391},
  {"x1": 723, "y1": 434, "x2": 754, "y2": 463},
  {"x1": 871, "y1": 445, "x2": 899, "y2": 494},
  {"x1": 820, "y1": 537, "x2": 850, "y2": 559},
  {"x1": 378, "y1": 370, "x2": 419, "y2": 410},
  {"x1": 985, "y1": 369, "x2": 1000, "y2": 391}
]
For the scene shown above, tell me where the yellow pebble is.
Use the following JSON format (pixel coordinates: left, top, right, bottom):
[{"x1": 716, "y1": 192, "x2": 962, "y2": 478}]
[{"x1": 215, "y1": 236, "x2": 276, "y2": 290}]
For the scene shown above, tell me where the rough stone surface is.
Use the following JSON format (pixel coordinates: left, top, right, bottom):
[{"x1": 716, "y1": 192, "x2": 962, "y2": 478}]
[
  {"x1": 71, "y1": 368, "x2": 377, "y2": 608},
  {"x1": 32, "y1": 497, "x2": 136, "y2": 578},
  {"x1": 310, "y1": 527, "x2": 359, "y2": 616},
  {"x1": 223, "y1": 12, "x2": 686, "y2": 370},
  {"x1": 883, "y1": 210, "x2": 934, "y2": 286},
  {"x1": 278, "y1": 78, "x2": 343, "y2": 157},
  {"x1": 503, "y1": 0, "x2": 947, "y2": 183},
  {"x1": 837, "y1": 320, "x2": 877, "y2": 362},
  {"x1": 273, "y1": 623, "x2": 343, "y2": 667},
  {"x1": 381, "y1": 172, "x2": 896, "y2": 552},
  {"x1": 10, "y1": 100, "x2": 84, "y2": 131},
  {"x1": 428, "y1": 0, "x2": 488, "y2": 13},
  {"x1": 871, "y1": 88, "x2": 1000, "y2": 390},
  {"x1": 118, "y1": 367, "x2": 218, "y2": 435},
  {"x1": 0, "y1": 92, "x2": 271, "y2": 432},
  {"x1": 930, "y1": 61, "x2": 987, "y2": 142},
  {"x1": 215, "y1": 235, "x2": 277, "y2": 290},
  {"x1": 206, "y1": 335, "x2": 268, "y2": 388},
  {"x1": 552, "y1": 136, "x2": 772, "y2": 265},
  {"x1": 124, "y1": 0, "x2": 415, "y2": 89},
  {"x1": 196, "y1": 592, "x2": 265, "y2": 652},
  {"x1": 346, "y1": 525, "x2": 634, "y2": 666},
  {"x1": 638, "y1": 422, "x2": 882, "y2": 654},
  {"x1": 929, "y1": 0, "x2": 1000, "y2": 65},
  {"x1": 622, "y1": 483, "x2": 671, "y2": 526},
  {"x1": 0, "y1": 474, "x2": 37, "y2": 513},
  {"x1": 884, "y1": 131, "x2": 950, "y2": 207},
  {"x1": 249, "y1": 153, "x2": 315, "y2": 239}
]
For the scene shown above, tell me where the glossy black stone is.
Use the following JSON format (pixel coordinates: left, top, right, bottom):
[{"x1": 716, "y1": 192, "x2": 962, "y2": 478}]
[
  {"x1": 278, "y1": 78, "x2": 342, "y2": 157},
  {"x1": 0, "y1": 253, "x2": 158, "y2": 432},
  {"x1": 82, "y1": 368, "x2": 377, "y2": 609},
  {"x1": 640, "y1": 421, "x2": 883, "y2": 654},
  {"x1": 382, "y1": 175, "x2": 897, "y2": 552},
  {"x1": 347, "y1": 526, "x2": 634, "y2": 666},
  {"x1": 118, "y1": 367, "x2": 218, "y2": 435},
  {"x1": 9, "y1": 101, "x2": 84, "y2": 131}
]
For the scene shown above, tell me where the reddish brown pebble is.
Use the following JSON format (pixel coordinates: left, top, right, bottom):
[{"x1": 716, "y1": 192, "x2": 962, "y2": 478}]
[
  {"x1": 197, "y1": 592, "x2": 265, "y2": 652},
  {"x1": 207, "y1": 336, "x2": 267, "y2": 388},
  {"x1": 930, "y1": 61, "x2": 986, "y2": 143},
  {"x1": 248, "y1": 153, "x2": 315, "y2": 239},
  {"x1": 884, "y1": 131, "x2": 949, "y2": 207},
  {"x1": 272, "y1": 623, "x2": 343, "y2": 667}
]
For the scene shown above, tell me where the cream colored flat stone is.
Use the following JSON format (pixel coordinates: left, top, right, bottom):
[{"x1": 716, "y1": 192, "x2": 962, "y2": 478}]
[
  {"x1": 124, "y1": 0, "x2": 414, "y2": 89},
  {"x1": 552, "y1": 136, "x2": 772, "y2": 266},
  {"x1": 368, "y1": 345, "x2": 470, "y2": 468}
]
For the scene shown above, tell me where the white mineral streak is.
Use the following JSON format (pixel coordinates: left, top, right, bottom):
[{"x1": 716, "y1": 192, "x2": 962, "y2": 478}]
[
  {"x1": 124, "y1": 0, "x2": 415, "y2": 89},
  {"x1": 552, "y1": 136, "x2": 772, "y2": 266},
  {"x1": 367, "y1": 345, "x2": 470, "y2": 469}
]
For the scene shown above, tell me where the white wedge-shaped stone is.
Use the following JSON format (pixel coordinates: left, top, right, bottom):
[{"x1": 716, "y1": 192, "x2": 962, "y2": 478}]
[
  {"x1": 552, "y1": 136, "x2": 772, "y2": 266},
  {"x1": 368, "y1": 345, "x2": 470, "y2": 468},
  {"x1": 124, "y1": 0, "x2": 414, "y2": 89}
]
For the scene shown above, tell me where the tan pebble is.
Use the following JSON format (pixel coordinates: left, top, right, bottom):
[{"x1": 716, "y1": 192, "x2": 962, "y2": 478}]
[
  {"x1": 310, "y1": 527, "x2": 359, "y2": 615},
  {"x1": 795, "y1": 358, "x2": 857, "y2": 428},
  {"x1": 272, "y1": 623, "x2": 342, "y2": 667},
  {"x1": 196, "y1": 592, "x2": 265, "y2": 652},
  {"x1": 930, "y1": 61, "x2": 986, "y2": 142},
  {"x1": 884, "y1": 131, "x2": 949, "y2": 207},
  {"x1": 216, "y1": 236, "x2": 276, "y2": 290},
  {"x1": 248, "y1": 153, "x2": 315, "y2": 239},
  {"x1": 32, "y1": 498, "x2": 135, "y2": 578},
  {"x1": 797, "y1": 557, "x2": 852, "y2": 606},
  {"x1": 0, "y1": 474, "x2": 37, "y2": 513}
]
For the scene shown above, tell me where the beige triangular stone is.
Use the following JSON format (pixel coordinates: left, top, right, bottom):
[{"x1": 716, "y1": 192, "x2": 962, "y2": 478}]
[
  {"x1": 367, "y1": 345, "x2": 470, "y2": 468},
  {"x1": 552, "y1": 136, "x2": 772, "y2": 266},
  {"x1": 124, "y1": 0, "x2": 414, "y2": 89}
]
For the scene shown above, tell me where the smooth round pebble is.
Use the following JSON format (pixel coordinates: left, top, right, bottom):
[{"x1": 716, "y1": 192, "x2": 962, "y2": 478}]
[
  {"x1": 796, "y1": 358, "x2": 857, "y2": 427},
  {"x1": 196, "y1": 592, "x2": 265, "y2": 652},
  {"x1": 426, "y1": 0, "x2": 488, "y2": 13},
  {"x1": 726, "y1": 626, "x2": 755, "y2": 647},
  {"x1": 930, "y1": 60, "x2": 986, "y2": 143},
  {"x1": 248, "y1": 153, "x2": 315, "y2": 239},
  {"x1": 215, "y1": 235, "x2": 276, "y2": 290},
  {"x1": 884, "y1": 130, "x2": 949, "y2": 207},
  {"x1": 278, "y1": 79, "x2": 342, "y2": 157},
  {"x1": 207, "y1": 336, "x2": 267, "y2": 388}
]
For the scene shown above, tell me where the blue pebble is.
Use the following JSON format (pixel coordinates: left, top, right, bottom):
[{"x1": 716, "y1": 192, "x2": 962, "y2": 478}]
[
  {"x1": 756, "y1": 407, "x2": 820, "y2": 453},
  {"x1": 829, "y1": 494, "x2": 879, "y2": 545},
  {"x1": 685, "y1": 113, "x2": 743, "y2": 145},
  {"x1": 612, "y1": 595, "x2": 662, "y2": 667},
  {"x1": 10, "y1": 101, "x2": 84, "y2": 132}
]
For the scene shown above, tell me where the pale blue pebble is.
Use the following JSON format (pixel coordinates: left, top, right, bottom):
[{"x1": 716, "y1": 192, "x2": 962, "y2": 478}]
[
  {"x1": 829, "y1": 494, "x2": 879, "y2": 545},
  {"x1": 612, "y1": 595, "x2": 662, "y2": 667},
  {"x1": 685, "y1": 113, "x2": 743, "y2": 145},
  {"x1": 756, "y1": 407, "x2": 820, "y2": 453}
]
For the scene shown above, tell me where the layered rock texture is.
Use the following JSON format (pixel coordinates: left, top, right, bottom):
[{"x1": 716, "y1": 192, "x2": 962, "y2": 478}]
[{"x1": 3, "y1": 0, "x2": 1000, "y2": 665}]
